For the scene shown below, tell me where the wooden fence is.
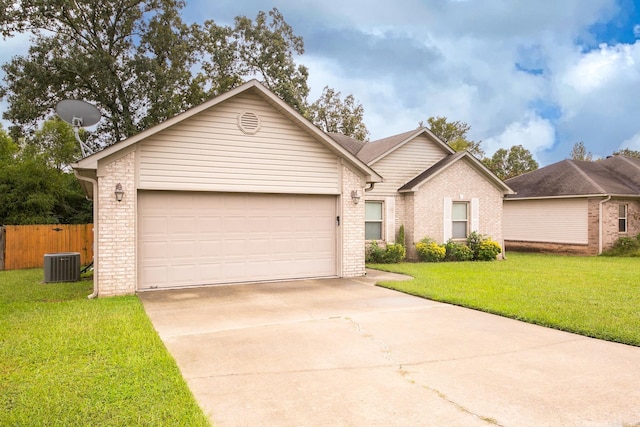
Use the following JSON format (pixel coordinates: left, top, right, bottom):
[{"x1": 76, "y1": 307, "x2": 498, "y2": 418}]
[{"x1": 0, "y1": 224, "x2": 93, "y2": 270}]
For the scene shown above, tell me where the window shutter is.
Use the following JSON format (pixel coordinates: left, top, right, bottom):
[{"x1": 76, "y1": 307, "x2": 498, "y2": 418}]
[
  {"x1": 471, "y1": 198, "x2": 479, "y2": 233},
  {"x1": 443, "y1": 198, "x2": 452, "y2": 241}
]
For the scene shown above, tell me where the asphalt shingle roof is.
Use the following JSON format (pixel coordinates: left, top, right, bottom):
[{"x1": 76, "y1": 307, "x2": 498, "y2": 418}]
[
  {"x1": 327, "y1": 132, "x2": 365, "y2": 156},
  {"x1": 505, "y1": 156, "x2": 640, "y2": 198},
  {"x1": 356, "y1": 129, "x2": 424, "y2": 164}
]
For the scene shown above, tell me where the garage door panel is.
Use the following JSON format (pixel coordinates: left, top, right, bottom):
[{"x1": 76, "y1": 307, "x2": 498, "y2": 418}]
[
  {"x1": 138, "y1": 191, "x2": 337, "y2": 289},
  {"x1": 170, "y1": 241, "x2": 196, "y2": 258}
]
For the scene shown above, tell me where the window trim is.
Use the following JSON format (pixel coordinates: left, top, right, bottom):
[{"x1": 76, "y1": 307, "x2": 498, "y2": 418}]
[
  {"x1": 619, "y1": 204, "x2": 628, "y2": 233},
  {"x1": 365, "y1": 200, "x2": 384, "y2": 241}
]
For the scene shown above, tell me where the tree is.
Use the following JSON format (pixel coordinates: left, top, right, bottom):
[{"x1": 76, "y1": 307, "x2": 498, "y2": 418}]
[
  {"x1": 0, "y1": 124, "x2": 17, "y2": 161},
  {"x1": 569, "y1": 141, "x2": 593, "y2": 161},
  {"x1": 421, "y1": 116, "x2": 484, "y2": 158},
  {"x1": 0, "y1": 122, "x2": 92, "y2": 224},
  {"x1": 482, "y1": 145, "x2": 538, "y2": 180},
  {"x1": 195, "y1": 8, "x2": 310, "y2": 114},
  {"x1": 306, "y1": 86, "x2": 370, "y2": 141},
  {"x1": 22, "y1": 117, "x2": 81, "y2": 171},
  {"x1": 613, "y1": 148, "x2": 640, "y2": 158},
  {"x1": 0, "y1": 3, "x2": 311, "y2": 146}
]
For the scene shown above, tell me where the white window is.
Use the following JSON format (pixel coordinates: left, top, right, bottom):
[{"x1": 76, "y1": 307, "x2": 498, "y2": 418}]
[
  {"x1": 452, "y1": 202, "x2": 469, "y2": 239},
  {"x1": 619, "y1": 204, "x2": 628, "y2": 233},
  {"x1": 365, "y1": 201, "x2": 383, "y2": 240},
  {"x1": 444, "y1": 198, "x2": 478, "y2": 241}
]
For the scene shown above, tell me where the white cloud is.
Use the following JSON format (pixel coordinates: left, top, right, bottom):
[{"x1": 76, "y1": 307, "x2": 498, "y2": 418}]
[
  {"x1": 634, "y1": 24, "x2": 640, "y2": 38},
  {"x1": 619, "y1": 132, "x2": 640, "y2": 151},
  {"x1": 483, "y1": 114, "x2": 555, "y2": 161},
  {"x1": 562, "y1": 43, "x2": 637, "y2": 94}
]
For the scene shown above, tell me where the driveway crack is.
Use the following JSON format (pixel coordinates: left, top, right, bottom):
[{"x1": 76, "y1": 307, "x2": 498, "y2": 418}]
[{"x1": 343, "y1": 316, "x2": 503, "y2": 426}]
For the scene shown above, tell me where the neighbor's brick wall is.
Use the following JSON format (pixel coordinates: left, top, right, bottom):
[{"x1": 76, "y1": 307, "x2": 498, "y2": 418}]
[
  {"x1": 97, "y1": 151, "x2": 136, "y2": 296},
  {"x1": 342, "y1": 165, "x2": 366, "y2": 277},
  {"x1": 504, "y1": 241, "x2": 592, "y2": 255},
  {"x1": 409, "y1": 161, "x2": 505, "y2": 260},
  {"x1": 602, "y1": 198, "x2": 640, "y2": 250}
]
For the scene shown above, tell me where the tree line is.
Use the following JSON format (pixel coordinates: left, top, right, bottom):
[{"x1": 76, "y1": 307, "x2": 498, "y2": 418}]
[{"x1": 1, "y1": 1, "x2": 638, "y2": 224}]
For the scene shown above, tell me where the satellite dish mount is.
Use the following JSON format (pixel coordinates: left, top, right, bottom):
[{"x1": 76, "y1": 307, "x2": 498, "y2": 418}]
[{"x1": 56, "y1": 99, "x2": 101, "y2": 158}]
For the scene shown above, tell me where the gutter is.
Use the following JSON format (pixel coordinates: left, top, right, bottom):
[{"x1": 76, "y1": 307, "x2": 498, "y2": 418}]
[
  {"x1": 598, "y1": 195, "x2": 611, "y2": 255},
  {"x1": 73, "y1": 169, "x2": 99, "y2": 299}
]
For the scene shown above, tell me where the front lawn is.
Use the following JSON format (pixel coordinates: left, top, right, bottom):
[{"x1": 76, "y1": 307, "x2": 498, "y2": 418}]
[
  {"x1": 369, "y1": 252, "x2": 640, "y2": 346},
  {"x1": 0, "y1": 269, "x2": 210, "y2": 426}
]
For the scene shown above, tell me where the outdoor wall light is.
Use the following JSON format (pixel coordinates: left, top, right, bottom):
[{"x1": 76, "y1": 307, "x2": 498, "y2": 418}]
[
  {"x1": 114, "y1": 183, "x2": 124, "y2": 202},
  {"x1": 351, "y1": 190, "x2": 361, "y2": 204}
]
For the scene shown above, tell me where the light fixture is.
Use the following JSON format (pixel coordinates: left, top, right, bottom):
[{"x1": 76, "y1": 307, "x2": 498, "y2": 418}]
[
  {"x1": 351, "y1": 190, "x2": 361, "y2": 204},
  {"x1": 114, "y1": 183, "x2": 124, "y2": 202}
]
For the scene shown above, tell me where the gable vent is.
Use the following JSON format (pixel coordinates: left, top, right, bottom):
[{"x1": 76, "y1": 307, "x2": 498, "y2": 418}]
[{"x1": 238, "y1": 111, "x2": 261, "y2": 135}]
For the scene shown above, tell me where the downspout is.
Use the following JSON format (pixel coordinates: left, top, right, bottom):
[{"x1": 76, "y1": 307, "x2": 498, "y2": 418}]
[
  {"x1": 364, "y1": 182, "x2": 375, "y2": 192},
  {"x1": 598, "y1": 195, "x2": 611, "y2": 255},
  {"x1": 73, "y1": 170, "x2": 99, "y2": 299}
]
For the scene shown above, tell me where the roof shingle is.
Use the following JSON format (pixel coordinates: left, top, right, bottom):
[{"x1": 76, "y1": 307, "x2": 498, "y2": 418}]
[{"x1": 505, "y1": 156, "x2": 640, "y2": 198}]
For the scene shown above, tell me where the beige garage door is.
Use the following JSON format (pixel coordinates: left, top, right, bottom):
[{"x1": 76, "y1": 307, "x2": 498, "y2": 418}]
[{"x1": 138, "y1": 191, "x2": 337, "y2": 290}]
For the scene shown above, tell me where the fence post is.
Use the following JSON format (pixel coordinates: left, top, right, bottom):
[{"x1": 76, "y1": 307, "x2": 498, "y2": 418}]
[{"x1": 0, "y1": 226, "x2": 5, "y2": 271}]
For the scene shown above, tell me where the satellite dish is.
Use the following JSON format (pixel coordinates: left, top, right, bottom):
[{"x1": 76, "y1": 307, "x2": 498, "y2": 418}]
[{"x1": 55, "y1": 99, "x2": 101, "y2": 157}]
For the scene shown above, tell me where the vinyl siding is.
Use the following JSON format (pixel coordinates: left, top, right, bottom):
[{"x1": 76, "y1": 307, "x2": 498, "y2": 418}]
[
  {"x1": 138, "y1": 92, "x2": 340, "y2": 194},
  {"x1": 366, "y1": 135, "x2": 448, "y2": 196},
  {"x1": 503, "y1": 198, "x2": 588, "y2": 244}
]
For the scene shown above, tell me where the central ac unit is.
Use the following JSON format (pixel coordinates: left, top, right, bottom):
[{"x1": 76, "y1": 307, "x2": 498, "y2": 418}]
[{"x1": 44, "y1": 252, "x2": 81, "y2": 283}]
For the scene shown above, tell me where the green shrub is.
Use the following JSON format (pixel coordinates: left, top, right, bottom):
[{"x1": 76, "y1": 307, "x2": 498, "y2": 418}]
[
  {"x1": 477, "y1": 238, "x2": 502, "y2": 261},
  {"x1": 416, "y1": 238, "x2": 446, "y2": 262},
  {"x1": 601, "y1": 235, "x2": 640, "y2": 257},
  {"x1": 466, "y1": 231, "x2": 484, "y2": 260},
  {"x1": 366, "y1": 241, "x2": 406, "y2": 263},
  {"x1": 444, "y1": 239, "x2": 474, "y2": 261},
  {"x1": 384, "y1": 243, "x2": 406, "y2": 263},
  {"x1": 366, "y1": 241, "x2": 386, "y2": 263},
  {"x1": 396, "y1": 224, "x2": 405, "y2": 247}
]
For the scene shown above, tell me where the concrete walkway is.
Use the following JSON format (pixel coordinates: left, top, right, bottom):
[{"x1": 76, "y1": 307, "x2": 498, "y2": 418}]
[{"x1": 139, "y1": 271, "x2": 640, "y2": 427}]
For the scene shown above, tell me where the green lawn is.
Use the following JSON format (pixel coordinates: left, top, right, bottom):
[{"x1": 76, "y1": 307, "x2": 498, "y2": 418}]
[
  {"x1": 369, "y1": 252, "x2": 640, "y2": 346},
  {"x1": 0, "y1": 269, "x2": 210, "y2": 426}
]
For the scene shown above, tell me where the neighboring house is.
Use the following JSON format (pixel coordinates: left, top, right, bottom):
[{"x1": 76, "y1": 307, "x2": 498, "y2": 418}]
[
  {"x1": 503, "y1": 156, "x2": 640, "y2": 254},
  {"x1": 73, "y1": 80, "x2": 382, "y2": 296},
  {"x1": 330, "y1": 129, "x2": 513, "y2": 260}
]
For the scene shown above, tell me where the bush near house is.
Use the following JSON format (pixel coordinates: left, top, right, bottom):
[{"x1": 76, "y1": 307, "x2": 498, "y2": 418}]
[
  {"x1": 416, "y1": 232, "x2": 502, "y2": 262},
  {"x1": 444, "y1": 240, "x2": 474, "y2": 261},
  {"x1": 366, "y1": 241, "x2": 406, "y2": 263},
  {"x1": 415, "y1": 238, "x2": 446, "y2": 262},
  {"x1": 601, "y1": 233, "x2": 640, "y2": 257}
]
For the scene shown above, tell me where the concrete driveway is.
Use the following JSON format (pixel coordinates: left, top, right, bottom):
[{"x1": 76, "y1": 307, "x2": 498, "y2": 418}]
[{"x1": 139, "y1": 271, "x2": 640, "y2": 427}]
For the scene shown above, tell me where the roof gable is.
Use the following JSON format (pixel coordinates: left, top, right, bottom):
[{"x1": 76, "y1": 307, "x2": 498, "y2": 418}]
[
  {"x1": 73, "y1": 80, "x2": 381, "y2": 183},
  {"x1": 356, "y1": 127, "x2": 454, "y2": 165},
  {"x1": 399, "y1": 151, "x2": 513, "y2": 193},
  {"x1": 505, "y1": 157, "x2": 640, "y2": 198}
]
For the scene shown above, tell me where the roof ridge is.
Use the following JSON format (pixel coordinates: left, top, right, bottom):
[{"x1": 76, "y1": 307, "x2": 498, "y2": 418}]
[{"x1": 567, "y1": 160, "x2": 607, "y2": 194}]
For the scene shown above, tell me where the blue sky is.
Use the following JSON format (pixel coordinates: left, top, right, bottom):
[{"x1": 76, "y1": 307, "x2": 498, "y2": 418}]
[{"x1": 2, "y1": 0, "x2": 640, "y2": 166}]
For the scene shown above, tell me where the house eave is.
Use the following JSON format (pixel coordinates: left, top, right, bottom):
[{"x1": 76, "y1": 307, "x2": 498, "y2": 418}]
[{"x1": 504, "y1": 193, "x2": 640, "y2": 201}]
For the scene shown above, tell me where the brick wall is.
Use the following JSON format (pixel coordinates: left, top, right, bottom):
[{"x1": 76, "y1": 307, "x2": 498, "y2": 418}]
[
  {"x1": 602, "y1": 198, "x2": 640, "y2": 250},
  {"x1": 97, "y1": 151, "x2": 136, "y2": 296},
  {"x1": 504, "y1": 241, "x2": 593, "y2": 255},
  {"x1": 341, "y1": 165, "x2": 366, "y2": 277},
  {"x1": 408, "y1": 160, "x2": 505, "y2": 260}
]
